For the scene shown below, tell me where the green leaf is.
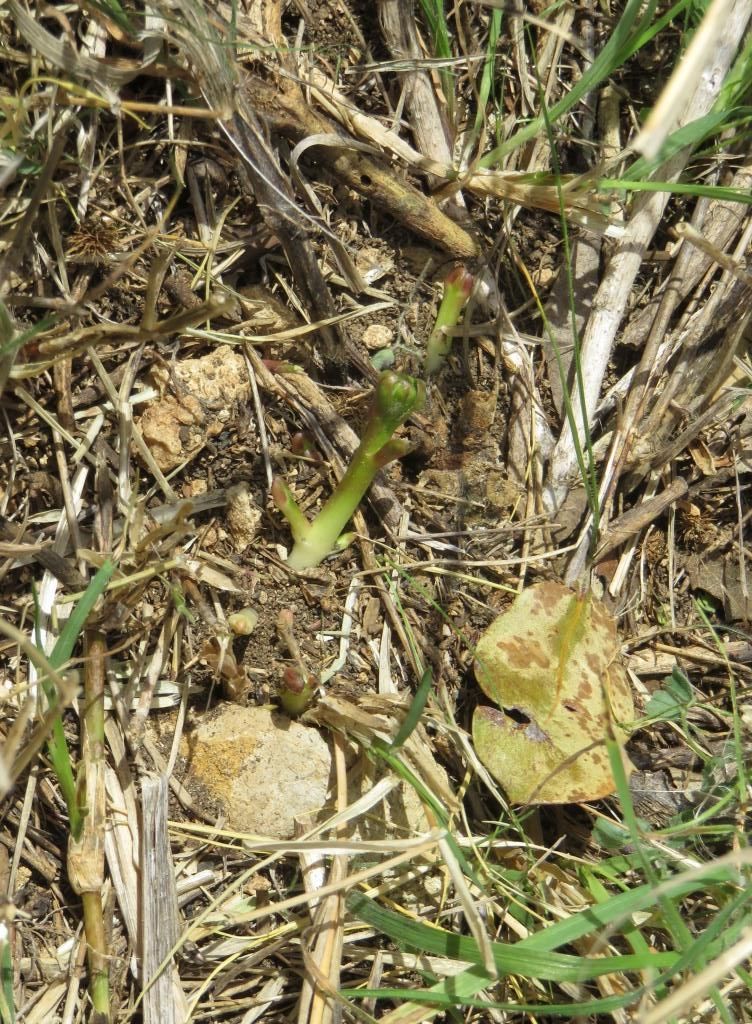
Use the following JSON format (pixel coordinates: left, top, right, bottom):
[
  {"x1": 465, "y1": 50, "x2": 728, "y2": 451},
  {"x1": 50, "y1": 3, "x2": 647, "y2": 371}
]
[
  {"x1": 591, "y1": 817, "x2": 631, "y2": 850},
  {"x1": 370, "y1": 347, "x2": 394, "y2": 371},
  {"x1": 645, "y1": 668, "x2": 693, "y2": 721},
  {"x1": 41, "y1": 560, "x2": 116, "y2": 839},
  {"x1": 49, "y1": 560, "x2": 116, "y2": 670}
]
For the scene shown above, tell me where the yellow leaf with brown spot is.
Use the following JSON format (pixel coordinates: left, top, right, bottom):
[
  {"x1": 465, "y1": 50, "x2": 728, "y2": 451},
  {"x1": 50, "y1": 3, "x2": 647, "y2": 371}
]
[{"x1": 472, "y1": 582, "x2": 634, "y2": 804}]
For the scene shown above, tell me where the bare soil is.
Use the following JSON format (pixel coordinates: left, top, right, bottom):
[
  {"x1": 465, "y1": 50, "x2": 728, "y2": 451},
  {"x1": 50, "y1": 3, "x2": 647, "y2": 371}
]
[{"x1": 1, "y1": 0, "x2": 751, "y2": 1019}]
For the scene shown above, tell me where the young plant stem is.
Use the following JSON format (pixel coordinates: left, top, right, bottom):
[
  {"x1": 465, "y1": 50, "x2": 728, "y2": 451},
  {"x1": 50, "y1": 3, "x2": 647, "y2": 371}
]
[
  {"x1": 39, "y1": 561, "x2": 114, "y2": 839},
  {"x1": 424, "y1": 266, "x2": 474, "y2": 376},
  {"x1": 270, "y1": 477, "x2": 311, "y2": 545},
  {"x1": 81, "y1": 890, "x2": 110, "y2": 1019},
  {"x1": 279, "y1": 666, "x2": 317, "y2": 717},
  {"x1": 0, "y1": 920, "x2": 14, "y2": 1024},
  {"x1": 276, "y1": 609, "x2": 316, "y2": 715},
  {"x1": 40, "y1": 562, "x2": 115, "y2": 1023},
  {"x1": 273, "y1": 371, "x2": 425, "y2": 570},
  {"x1": 68, "y1": 629, "x2": 110, "y2": 1019}
]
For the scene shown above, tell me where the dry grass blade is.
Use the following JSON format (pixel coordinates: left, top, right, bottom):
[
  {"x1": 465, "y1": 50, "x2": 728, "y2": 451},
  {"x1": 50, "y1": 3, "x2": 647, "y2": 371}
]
[
  {"x1": 546, "y1": 0, "x2": 752, "y2": 516},
  {"x1": 641, "y1": 928, "x2": 752, "y2": 1024},
  {"x1": 161, "y1": 0, "x2": 349, "y2": 359},
  {"x1": 7, "y1": 0, "x2": 153, "y2": 87},
  {"x1": 0, "y1": 114, "x2": 71, "y2": 297},
  {"x1": 140, "y1": 775, "x2": 182, "y2": 1024},
  {"x1": 378, "y1": 0, "x2": 457, "y2": 189},
  {"x1": 3, "y1": 0, "x2": 752, "y2": 1018},
  {"x1": 296, "y1": 733, "x2": 348, "y2": 1024}
]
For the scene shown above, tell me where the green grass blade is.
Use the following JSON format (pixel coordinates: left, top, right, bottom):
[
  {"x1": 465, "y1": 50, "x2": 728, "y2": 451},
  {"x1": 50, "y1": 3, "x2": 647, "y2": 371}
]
[
  {"x1": 0, "y1": 299, "x2": 21, "y2": 397},
  {"x1": 45, "y1": 717, "x2": 81, "y2": 836},
  {"x1": 625, "y1": 108, "x2": 745, "y2": 180},
  {"x1": 598, "y1": 178, "x2": 752, "y2": 203},
  {"x1": 347, "y1": 891, "x2": 678, "y2": 982},
  {"x1": 0, "y1": 928, "x2": 14, "y2": 1024},
  {"x1": 472, "y1": 8, "x2": 502, "y2": 139},
  {"x1": 39, "y1": 560, "x2": 115, "y2": 838},
  {"x1": 536, "y1": 80, "x2": 600, "y2": 541},
  {"x1": 657, "y1": 885, "x2": 751, "y2": 979},
  {"x1": 81, "y1": 0, "x2": 134, "y2": 35},
  {"x1": 695, "y1": 601, "x2": 748, "y2": 809},
  {"x1": 346, "y1": 889, "x2": 752, "y2": 1018},
  {"x1": 417, "y1": 0, "x2": 454, "y2": 119},
  {"x1": 371, "y1": 741, "x2": 481, "y2": 888},
  {"x1": 344, "y1": 974, "x2": 644, "y2": 1017},
  {"x1": 518, "y1": 862, "x2": 745, "y2": 951},
  {"x1": 48, "y1": 560, "x2": 115, "y2": 670},
  {"x1": 480, "y1": 0, "x2": 683, "y2": 166},
  {"x1": 389, "y1": 666, "x2": 433, "y2": 751},
  {"x1": 606, "y1": 739, "x2": 694, "y2": 951}
]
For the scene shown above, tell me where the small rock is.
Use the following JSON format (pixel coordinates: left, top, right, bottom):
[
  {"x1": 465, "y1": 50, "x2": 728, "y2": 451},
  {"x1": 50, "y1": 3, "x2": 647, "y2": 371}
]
[
  {"x1": 138, "y1": 348, "x2": 251, "y2": 471},
  {"x1": 139, "y1": 393, "x2": 204, "y2": 471},
  {"x1": 181, "y1": 706, "x2": 333, "y2": 839},
  {"x1": 178, "y1": 704, "x2": 441, "y2": 841},
  {"x1": 225, "y1": 482, "x2": 262, "y2": 552},
  {"x1": 362, "y1": 324, "x2": 394, "y2": 350}
]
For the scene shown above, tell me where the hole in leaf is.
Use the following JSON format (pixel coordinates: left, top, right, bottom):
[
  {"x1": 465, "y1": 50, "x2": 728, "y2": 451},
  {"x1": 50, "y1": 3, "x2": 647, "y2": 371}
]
[{"x1": 502, "y1": 706, "x2": 530, "y2": 726}]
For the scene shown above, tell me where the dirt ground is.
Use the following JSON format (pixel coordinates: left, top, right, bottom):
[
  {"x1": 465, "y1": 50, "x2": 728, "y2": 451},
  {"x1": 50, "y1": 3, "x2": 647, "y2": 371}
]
[{"x1": 1, "y1": 0, "x2": 751, "y2": 1020}]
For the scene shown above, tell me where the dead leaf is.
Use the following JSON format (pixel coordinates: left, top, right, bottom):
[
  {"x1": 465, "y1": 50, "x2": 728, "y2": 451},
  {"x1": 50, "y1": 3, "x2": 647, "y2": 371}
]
[
  {"x1": 685, "y1": 551, "x2": 752, "y2": 622},
  {"x1": 473, "y1": 582, "x2": 634, "y2": 804}
]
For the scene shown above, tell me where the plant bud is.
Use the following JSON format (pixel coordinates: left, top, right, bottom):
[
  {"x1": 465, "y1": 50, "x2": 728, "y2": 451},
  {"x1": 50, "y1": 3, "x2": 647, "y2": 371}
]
[{"x1": 227, "y1": 607, "x2": 258, "y2": 635}]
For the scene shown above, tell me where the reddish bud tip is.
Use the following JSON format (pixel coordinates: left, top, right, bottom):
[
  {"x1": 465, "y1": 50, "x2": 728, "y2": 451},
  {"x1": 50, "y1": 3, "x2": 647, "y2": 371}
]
[
  {"x1": 445, "y1": 265, "x2": 474, "y2": 296},
  {"x1": 271, "y1": 477, "x2": 287, "y2": 508},
  {"x1": 262, "y1": 359, "x2": 302, "y2": 374},
  {"x1": 282, "y1": 666, "x2": 305, "y2": 693},
  {"x1": 291, "y1": 432, "x2": 320, "y2": 460}
]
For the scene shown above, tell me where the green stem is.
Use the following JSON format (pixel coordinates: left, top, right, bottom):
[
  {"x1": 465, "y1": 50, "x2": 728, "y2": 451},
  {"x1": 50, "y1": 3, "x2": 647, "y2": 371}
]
[
  {"x1": 284, "y1": 372, "x2": 424, "y2": 570},
  {"x1": 45, "y1": 711, "x2": 83, "y2": 838},
  {"x1": 424, "y1": 267, "x2": 474, "y2": 376},
  {"x1": 75, "y1": 630, "x2": 110, "y2": 1019},
  {"x1": 271, "y1": 477, "x2": 311, "y2": 544},
  {"x1": 81, "y1": 889, "x2": 110, "y2": 1018},
  {"x1": 285, "y1": 445, "x2": 382, "y2": 570}
]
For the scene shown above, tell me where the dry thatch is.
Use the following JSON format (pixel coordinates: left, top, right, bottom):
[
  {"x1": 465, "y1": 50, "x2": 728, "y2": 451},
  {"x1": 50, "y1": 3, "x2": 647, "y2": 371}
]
[{"x1": 1, "y1": 0, "x2": 751, "y2": 1020}]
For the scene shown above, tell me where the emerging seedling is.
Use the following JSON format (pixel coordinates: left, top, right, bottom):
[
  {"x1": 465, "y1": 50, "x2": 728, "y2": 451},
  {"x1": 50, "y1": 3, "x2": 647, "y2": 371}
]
[
  {"x1": 227, "y1": 606, "x2": 259, "y2": 635},
  {"x1": 424, "y1": 266, "x2": 474, "y2": 376},
  {"x1": 276, "y1": 609, "x2": 316, "y2": 715},
  {"x1": 291, "y1": 431, "x2": 323, "y2": 466},
  {"x1": 272, "y1": 370, "x2": 425, "y2": 570},
  {"x1": 279, "y1": 665, "x2": 317, "y2": 717}
]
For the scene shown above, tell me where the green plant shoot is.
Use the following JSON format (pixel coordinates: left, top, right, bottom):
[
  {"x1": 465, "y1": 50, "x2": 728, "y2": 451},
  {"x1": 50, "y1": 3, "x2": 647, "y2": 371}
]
[
  {"x1": 272, "y1": 370, "x2": 425, "y2": 570},
  {"x1": 40, "y1": 559, "x2": 115, "y2": 839},
  {"x1": 278, "y1": 666, "x2": 316, "y2": 716},
  {"x1": 424, "y1": 266, "x2": 474, "y2": 376}
]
